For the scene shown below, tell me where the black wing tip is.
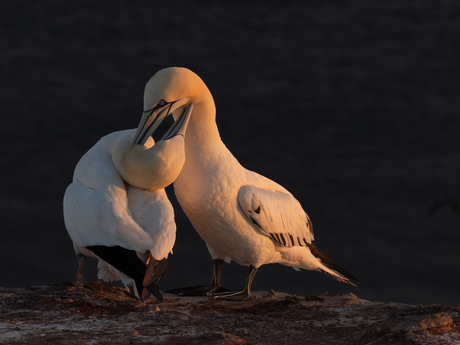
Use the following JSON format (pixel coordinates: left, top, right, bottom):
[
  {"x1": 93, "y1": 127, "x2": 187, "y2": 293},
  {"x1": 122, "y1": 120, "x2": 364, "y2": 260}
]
[
  {"x1": 86, "y1": 246, "x2": 167, "y2": 302},
  {"x1": 342, "y1": 270, "x2": 359, "y2": 283},
  {"x1": 327, "y1": 265, "x2": 359, "y2": 284}
]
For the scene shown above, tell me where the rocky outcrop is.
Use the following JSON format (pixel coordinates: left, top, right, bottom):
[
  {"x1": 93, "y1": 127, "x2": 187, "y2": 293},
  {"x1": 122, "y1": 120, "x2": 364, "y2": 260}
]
[{"x1": 1, "y1": 282, "x2": 459, "y2": 344}]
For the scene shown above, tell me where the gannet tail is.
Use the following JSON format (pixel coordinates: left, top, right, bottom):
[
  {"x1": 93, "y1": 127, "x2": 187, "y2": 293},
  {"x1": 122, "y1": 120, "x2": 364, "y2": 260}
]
[{"x1": 309, "y1": 244, "x2": 359, "y2": 286}]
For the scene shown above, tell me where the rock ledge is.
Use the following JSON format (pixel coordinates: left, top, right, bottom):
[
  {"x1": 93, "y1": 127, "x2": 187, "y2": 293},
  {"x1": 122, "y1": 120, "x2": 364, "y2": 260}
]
[{"x1": 1, "y1": 282, "x2": 459, "y2": 344}]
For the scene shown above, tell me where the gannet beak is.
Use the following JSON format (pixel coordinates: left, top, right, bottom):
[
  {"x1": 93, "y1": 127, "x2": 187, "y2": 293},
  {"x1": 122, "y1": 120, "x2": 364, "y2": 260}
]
[
  {"x1": 132, "y1": 98, "x2": 190, "y2": 146},
  {"x1": 161, "y1": 103, "x2": 194, "y2": 141}
]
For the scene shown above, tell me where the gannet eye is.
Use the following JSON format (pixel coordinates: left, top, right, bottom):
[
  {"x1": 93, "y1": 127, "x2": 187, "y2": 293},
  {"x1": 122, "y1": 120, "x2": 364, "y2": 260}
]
[{"x1": 157, "y1": 99, "x2": 167, "y2": 106}]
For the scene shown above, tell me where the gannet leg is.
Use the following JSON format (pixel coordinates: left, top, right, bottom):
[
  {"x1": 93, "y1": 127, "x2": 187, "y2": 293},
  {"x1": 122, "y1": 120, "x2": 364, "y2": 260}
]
[
  {"x1": 73, "y1": 253, "x2": 86, "y2": 287},
  {"x1": 164, "y1": 259, "x2": 232, "y2": 296},
  {"x1": 208, "y1": 258, "x2": 225, "y2": 292},
  {"x1": 208, "y1": 265, "x2": 258, "y2": 301},
  {"x1": 142, "y1": 253, "x2": 168, "y2": 301}
]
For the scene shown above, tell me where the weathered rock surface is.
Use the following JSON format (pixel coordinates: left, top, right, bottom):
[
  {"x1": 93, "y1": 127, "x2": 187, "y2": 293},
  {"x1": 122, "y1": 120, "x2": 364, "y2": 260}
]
[{"x1": 1, "y1": 282, "x2": 459, "y2": 344}]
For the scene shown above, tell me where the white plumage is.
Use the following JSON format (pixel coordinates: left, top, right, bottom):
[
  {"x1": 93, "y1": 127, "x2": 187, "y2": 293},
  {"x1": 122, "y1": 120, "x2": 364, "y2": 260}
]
[
  {"x1": 63, "y1": 130, "x2": 176, "y2": 300},
  {"x1": 137, "y1": 67, "x2": 358, "y2": 299},
  {"x1": 238, "y1": 185, "x2": 314, "y2": 249},
  {"x1": 63, "y1": 76, "x2": 193, "y2": 302}
]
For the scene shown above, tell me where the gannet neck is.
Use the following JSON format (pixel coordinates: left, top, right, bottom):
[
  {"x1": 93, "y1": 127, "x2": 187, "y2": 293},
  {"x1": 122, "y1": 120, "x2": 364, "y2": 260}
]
[
  {"x1": 185, "y1": 101, "x2": 222, "y2": 150},
  {"x1": 155, "y1": 67, "x2": 225, "y2": 159},
  {"x1": 111, "y1": 134, "x2": 185, "y2": 191},
  {"x1": 138, "y1": 67, "x2": 231, "y2": 180}
]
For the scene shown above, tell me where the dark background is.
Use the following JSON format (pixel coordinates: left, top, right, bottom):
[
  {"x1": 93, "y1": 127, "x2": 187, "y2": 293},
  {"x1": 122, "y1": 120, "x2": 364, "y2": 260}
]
[{"x1": 1, "y1": 1, "x2": 460, "y2": 306}]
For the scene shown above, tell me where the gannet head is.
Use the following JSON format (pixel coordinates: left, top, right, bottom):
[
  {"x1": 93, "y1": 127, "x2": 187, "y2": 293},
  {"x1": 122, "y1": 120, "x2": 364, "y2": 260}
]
[
  {"x1": 111, "y1": 122, "x2": 190, "y2": 191},
  {"x1": 111, "y1": 68, "x2": 211, "y2": 191},
  {"x1": 132, "y1": 67, "x2": 214, "y2": 146}
]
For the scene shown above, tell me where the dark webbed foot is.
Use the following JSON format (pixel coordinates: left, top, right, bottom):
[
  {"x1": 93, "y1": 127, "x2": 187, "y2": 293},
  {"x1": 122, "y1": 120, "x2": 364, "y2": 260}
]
[
  {"x1": 165, "y1": 284, "x2": 231, "y2": 296},
  {"x1": 143, "y1": 282, "x2": 162, "y2": 302},
  {"x1": 164, "y1": 259, "x2": 231, "y2": 296},
  {"x1": 208, "y1": 265, "x2": 258, "y2": 301},
  {"x1": 207, "y1": 289, "x2": 251, "y2": 301},
  {"x1": 163, "y1": 285, "x2": 204, "y2": 295}
]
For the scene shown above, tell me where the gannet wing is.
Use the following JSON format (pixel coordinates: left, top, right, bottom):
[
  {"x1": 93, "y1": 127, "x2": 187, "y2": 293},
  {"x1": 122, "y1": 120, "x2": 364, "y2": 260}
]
[
  {"x1": 63, "y1": 181, "x2": 154, "y2": 253},
  {"x1": 238, "y1": 185, "x2": 314, "y2": 247},
  {"x1": 127, "y1": 186, "x2": 176, "y2": 260}
]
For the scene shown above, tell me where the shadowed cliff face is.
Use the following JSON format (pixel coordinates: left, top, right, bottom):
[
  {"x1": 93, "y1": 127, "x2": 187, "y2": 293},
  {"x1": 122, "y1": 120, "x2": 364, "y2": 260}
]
[
  {"x1": 1, "y1": 1, "x2": 460, "y2": 306},
  {"x1": 1, "y1": 283, "x2": 460, "y2": 345}
]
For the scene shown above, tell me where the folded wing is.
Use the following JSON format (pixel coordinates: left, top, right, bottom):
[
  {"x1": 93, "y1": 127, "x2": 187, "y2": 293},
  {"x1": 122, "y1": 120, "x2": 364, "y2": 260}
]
[
  {"x1": 63, "y1": 181, "x2": 154, "y2": 253},
  {"x1": 238, "y1": 185, "x2": 314, "y2": 247}
]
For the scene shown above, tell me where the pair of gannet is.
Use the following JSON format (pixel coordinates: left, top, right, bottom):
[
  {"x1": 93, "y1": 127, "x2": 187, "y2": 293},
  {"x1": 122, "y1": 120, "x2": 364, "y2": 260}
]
[
  {"x1": 137, "y1": 67, "x2": 358, "y2": 299},
  {"x1": 63, "y1": 79, "x2": 193, "y2": 302}
]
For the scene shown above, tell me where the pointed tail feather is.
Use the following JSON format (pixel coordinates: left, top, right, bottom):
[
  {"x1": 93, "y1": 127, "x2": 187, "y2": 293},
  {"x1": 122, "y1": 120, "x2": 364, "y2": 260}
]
[{"x1": 309, "y1": 244, "x2": 359, "y2": 286}]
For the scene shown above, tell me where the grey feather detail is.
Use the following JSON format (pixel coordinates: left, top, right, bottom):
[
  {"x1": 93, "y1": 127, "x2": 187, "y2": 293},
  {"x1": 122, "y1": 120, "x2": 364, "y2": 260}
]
[
  {"x1": 249, "y1": 216, "x2": 263, "y2": 230},
  {"x1": 289, "y1": 233, "x2": 295, "y2": 246},
  {"x1": 279, "y1": 233, "x2": 286, "y2": 246}
]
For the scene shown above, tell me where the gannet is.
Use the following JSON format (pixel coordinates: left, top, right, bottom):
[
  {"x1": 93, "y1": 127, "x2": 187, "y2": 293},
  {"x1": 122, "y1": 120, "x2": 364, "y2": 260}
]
[
  {"x1": 63, "y1": 81, "x2": 193, "y2": 302},
  {"x1": 136, "y1": 67, "x2": 358, "y2": 300}
]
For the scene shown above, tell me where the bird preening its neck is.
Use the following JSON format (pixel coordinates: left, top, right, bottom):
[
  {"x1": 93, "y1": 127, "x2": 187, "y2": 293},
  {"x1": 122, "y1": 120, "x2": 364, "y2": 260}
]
[
  {"x1": 119, "y1": 67, "x2": 226, "y2": 186},
  {"x1": 150, "y1": 67, "x2": 220, "y2": 153},
  {"x1": 109, "y1": 68, "x2": 213, "y2": 191},
  {"x1": 110, "y1": 134, "x2": 186, "y2": 191}
]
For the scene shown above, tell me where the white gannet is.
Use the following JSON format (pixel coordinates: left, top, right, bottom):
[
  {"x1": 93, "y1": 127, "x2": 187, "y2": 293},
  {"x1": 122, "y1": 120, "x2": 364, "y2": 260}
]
[
  {"x1": 135, "y1": 67, "x2": 358, "y2": 300},
  {"x1": 63, "y1": 81, "x2": 193, "y2": 302}
]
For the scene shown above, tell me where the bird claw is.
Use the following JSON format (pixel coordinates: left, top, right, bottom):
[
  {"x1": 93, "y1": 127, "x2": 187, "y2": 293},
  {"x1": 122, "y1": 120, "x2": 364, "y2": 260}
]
[{"x1": 207, "y1": 290, "x2": 251, "y2": 301}]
